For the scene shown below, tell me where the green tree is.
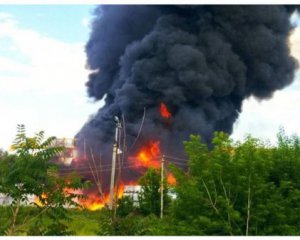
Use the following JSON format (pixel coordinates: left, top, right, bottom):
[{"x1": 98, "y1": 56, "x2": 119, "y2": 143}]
[
  {"x1": 0, "y1": 125, "x2": 88, "y2": 235},
  {"x1": 0, "y1": 148, "x2": 4, "y2": 159},
  {"x1": 117, "y1": 196, "x2": 136, "y2": 217},
  {"x1": 98, "y1": 129, "x2": 300, "y2": 236},
  {"x1": 138, "y1": 168, "x2": 169, "y2": 217},
  {"x1": 170, "y1": 131, "x2": 300, "y2": 235},
  {"x1": 30, "y1": 170, "x2": 89, "y2": 236}
]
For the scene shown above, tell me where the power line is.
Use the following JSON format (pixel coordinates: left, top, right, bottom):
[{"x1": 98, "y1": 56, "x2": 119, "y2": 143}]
[
  {"x1": 59, "y1": 166, "x2": 135, "y2": 175},
  {"x1": 59, "y1": 163, "x2": 117, "y2": 172},
  {"x1": 58, "y1": 156, "x2": 162, "y2": 172},
  {"x1": 57, "y1": 158, "x2": 188, "y2": 175},
  {"x1": 165, "y1": 159, "x2": 188, "y2": 166},
  {"x1": 164, "y1": 155, "x2": 188, "y2": 162},
  {"x1": 63, "y1": 156, "x2": 162, "y2": 168},
  {"x1": 58, "y1": 164, "x2": 147, "y2": 176},
  {"x1": 58, "y1": 161, "x2": 140, "y2": 172},
  {"x1": 55, "y1": 152, "x2": 189, "y2": 177}
]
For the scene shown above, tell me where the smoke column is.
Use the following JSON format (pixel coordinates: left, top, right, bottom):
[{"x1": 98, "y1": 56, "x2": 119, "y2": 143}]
[{"x1": 76, "y1": 5, "x2": 299, "y2": 187}]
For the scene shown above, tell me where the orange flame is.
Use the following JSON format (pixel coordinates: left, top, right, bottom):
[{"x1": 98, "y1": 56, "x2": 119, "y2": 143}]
[
  {"x1": 34, "y1": 193, "x2": 48, "y2": 207},
  {"x1": 33, "y1": 181, "x2": 126, "y2": 211},
  {"x1": 160, "y1": 103, "x2": 171, "y2": 119},
  {"x1": 167, "y1": 173, "x2": 176, "y2": 185},
  {"x1": 80, "y1": 193, "x2": 106, "y2": 211},
  {"x1": 79, "y1": 183, "x2": 125, "y2": 211},
  {"x1": 69, "y1": 129, "x2": 181, "y2": 210},
  {"x1": 130, "y1": 141, "x2": 161, "y2": 169}
]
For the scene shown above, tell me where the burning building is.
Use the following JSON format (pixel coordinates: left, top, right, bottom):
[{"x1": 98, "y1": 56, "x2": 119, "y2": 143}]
[
  {"x1": 53, "y1": 138, "x2": 77, "y2": 166},
  {"x1": 71, "y1": 6, "x2": 299, "y2": 207},
  {"x1": 123, "y1": 185, "x2": 142, "y2": 206}
]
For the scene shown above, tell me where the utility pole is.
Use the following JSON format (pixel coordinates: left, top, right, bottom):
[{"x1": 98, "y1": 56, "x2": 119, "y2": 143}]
[
  {"x1": 83, "y1": 138, "x2": 86, "y2": 161},
  {"x1": 160, "y1": 155, "x2": 165, "y2": 219},
  {"x1": 109, "y1": 116, "x2": 121, "y2": 211}
]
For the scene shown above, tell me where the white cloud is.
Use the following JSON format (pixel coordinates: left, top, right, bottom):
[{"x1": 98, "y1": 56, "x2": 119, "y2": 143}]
[
  {"x1": 2, "y1": 10, "x2": 300, "y2": 150},
  {"x1": 290, "y1": 27, "x2": 300, "y2": 65},
  {"x1": 0, "y1": 14, "x2": 89, "y2": 94},
  {"x1": 81, "y1": 17, "x2": 91, "y2": 28},
  {"x1": 0, "y1": 13, "x2": 15, "y2": 22},
  {"x1": 232, "y1": 89, "x2": 300, "y2": 144},
  {"x1": 232, "y1": 23, "x2": 300, "y2": 143},
  {"x1": 0, "y1": 12, "x2": 102, "y2": 150}
]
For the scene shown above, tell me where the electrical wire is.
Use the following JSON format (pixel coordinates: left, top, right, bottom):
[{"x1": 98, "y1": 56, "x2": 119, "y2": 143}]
[
  {"x1": 164, "y1": 155, "x2": 189, "y2": 162},
  {"x1": 57, "y1": 155, "x2": 187, "y2": 173},
  {"x1": 58, "y1": 164, "x2": 148, "y2": 176},
  {"x1": 165, "y1": 160, "x2": 188, "y2": 166}
]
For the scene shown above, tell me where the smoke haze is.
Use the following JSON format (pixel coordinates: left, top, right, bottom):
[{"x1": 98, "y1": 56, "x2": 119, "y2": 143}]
[{"x1": 75, "y1": 5, "x2": 299, "y2": 186}]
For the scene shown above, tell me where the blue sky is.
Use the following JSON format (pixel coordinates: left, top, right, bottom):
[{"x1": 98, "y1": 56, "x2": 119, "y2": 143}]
[
  {"x1": 0, "y1": 5, "x2": 95, "y2": 42},
  {"x1": 0, "y1": 5, "x2": 102, "y2": 150},
  {"x1": 1, "y1": 6, "x2": 300, "y2": 150}
]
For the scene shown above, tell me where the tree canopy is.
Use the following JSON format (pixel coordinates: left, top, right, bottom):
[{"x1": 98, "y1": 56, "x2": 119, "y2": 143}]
[
  {"x1": 0, "y1": 125, "x2": 88, "y2": 235},
  {"x1": 112, "y1": 130, "x2": 300, "y2": 235},
  {"x1": 2, "y1": 126, "x2": 300, "y2": 236}
]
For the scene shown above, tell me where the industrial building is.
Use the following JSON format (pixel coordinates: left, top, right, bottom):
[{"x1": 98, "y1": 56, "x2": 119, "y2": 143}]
[{"x1": 0, "y1": 193, "x2": 35, "y2": 206}]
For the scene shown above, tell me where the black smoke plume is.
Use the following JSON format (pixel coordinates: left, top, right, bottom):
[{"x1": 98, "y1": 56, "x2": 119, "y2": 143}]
[{"x1": 75, "y1": 5, "x2": 299, "y2": 187}]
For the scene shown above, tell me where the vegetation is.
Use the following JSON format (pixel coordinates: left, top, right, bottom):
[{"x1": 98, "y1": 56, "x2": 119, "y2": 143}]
[
  {"x1": 1, "y1": 126, "x2": 300, "y2": 235},
  {"x1": 0, "y1": 207, "x2": 100, "y2": 236},
  {"x1": 0, "y1": 125, "x2": 88, "y2": 235},
  {"x1": 105, "y1": 129, "x2": 300, "y2": 235},
  {"x1": 138, "y1": 167, "x2": 170, "y2": 217}
]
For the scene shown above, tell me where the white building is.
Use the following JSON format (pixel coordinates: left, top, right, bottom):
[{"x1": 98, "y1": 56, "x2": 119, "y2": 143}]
[
  {"x1": 122, "y1": 185, "x2": 176, "y2": 206},
  {"x1": 0, "y1": 193, "x2": 35, "y2": 206},
  {"x1": 123, "y1": 185, "x2": 142, "y2": 205},
  {"x1": 0, "y1": 194, "x2": 12, "y2": 205},
  {"x1": 53, "y1": 138, "x2": 77, "y2": 166}
]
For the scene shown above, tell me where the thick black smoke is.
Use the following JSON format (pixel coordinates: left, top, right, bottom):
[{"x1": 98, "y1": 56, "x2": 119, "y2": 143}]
[{"x1": 75, "y1": 5, "x2": 298, "y2": 186}]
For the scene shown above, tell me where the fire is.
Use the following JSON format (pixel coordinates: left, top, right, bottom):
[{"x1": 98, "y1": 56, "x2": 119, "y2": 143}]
[
  {"x1": 129, "y1": 141, "x2": 177, "y2": 185},
  {"x1": 88, "y1": 203, "x2": 104, "y2": 211},
  {"x1": 167, "y1": 173, "x2": 176, "y2": 185},
  {"x1": 116, "y1": 183, "x2": 125, "y2": 199},
  {"x1": 34, "y1": 193, "x2": 47, "y2": 207},
  {"x1": 64, "y1": 187, "x2": 83, "y2": 195},
  {"x1": 80, "y1": 183, "x2": 125, "y2": 211},
  {"x1": 80, "y1": 193, "x2": 107, "y2": 211},
  {"x1": 67, "y1": 130, "x2": 181, "y2": 211},
  {"x1": 33, "y1": 177, "x2": 126, "y2": 211},
  {"x1": 159, "y1": 103, "x2": 171, "y2": 119},
  {"x1": 130, "y1": 141, "x2": 161, "y2": 168}
]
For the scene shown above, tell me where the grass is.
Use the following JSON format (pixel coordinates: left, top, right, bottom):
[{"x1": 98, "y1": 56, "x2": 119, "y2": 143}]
[
  {"x1": 67, "y1": 209, "x2": 100, "y2": 235},
  {"x1": 0, "y1": 206, "x2": 101, "y2": 236}
]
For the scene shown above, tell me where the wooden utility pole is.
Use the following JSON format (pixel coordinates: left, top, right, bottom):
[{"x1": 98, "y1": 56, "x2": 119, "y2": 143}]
[
  {"x1": 83, "y1": 138, "x2": 86, "y2": 161},
  {"x1": 160, "y1": 155, "x2": 165, "y2": 219},
  {"x1": 109, "y1": 116, "x2": 121, "y2": 211}
]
